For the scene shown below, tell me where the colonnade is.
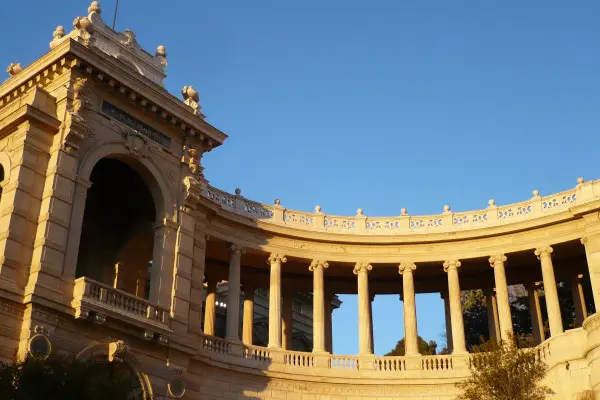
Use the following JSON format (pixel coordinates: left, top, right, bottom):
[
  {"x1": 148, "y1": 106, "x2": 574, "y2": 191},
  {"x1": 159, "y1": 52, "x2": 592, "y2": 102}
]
[{"x1": 200, "y1": 242, "x2": 598, "y2": 355}]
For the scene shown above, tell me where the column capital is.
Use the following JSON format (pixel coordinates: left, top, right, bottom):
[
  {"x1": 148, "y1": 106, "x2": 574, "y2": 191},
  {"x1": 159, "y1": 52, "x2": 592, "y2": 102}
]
[
  {"x1": 534, "y1": 246, "x2": 553, "y2": 259},
  {"x1": 267, "y1": 253, "x2": 287, "y2": 265},
  {"x1": 309, "y1": 260, "x2": 329, "y2": 271},
  {"x1": 489, "y1": 254, "x2": 507, "y2": 267},
  {"x1": 443, "y1": 260, "x2": 461, "y2": 272},
  {"x1": 353, "y1": 262, "x2": 372, "y2": 275},
  {"x1": 228, "y1": 243, "x2": 245, "y2": 255},
  {"x1": 398, "y1": 261, "x2": 416, "y2": 275}
]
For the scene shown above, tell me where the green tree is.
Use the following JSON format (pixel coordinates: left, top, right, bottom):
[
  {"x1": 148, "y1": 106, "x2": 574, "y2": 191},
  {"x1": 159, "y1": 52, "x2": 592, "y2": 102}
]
[
  {"x1": 456, "y1": 336, "x2": 553, "y2": 400},
  {"x1": 385, "y1": 336, "x2": 437, "y2": 356},
  {"x1": 0, "y1": 355, "x2": 141, "y2": 400}
]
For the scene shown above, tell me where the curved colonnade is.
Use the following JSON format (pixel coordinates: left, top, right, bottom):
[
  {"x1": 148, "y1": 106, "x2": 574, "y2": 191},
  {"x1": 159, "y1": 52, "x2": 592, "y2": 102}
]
[
  {"x1": 192, "y1": 178, "x2": 600, "y2": 399},
  {"x1": 1, "y1": 4, "x2": 600, "y2": 398}
]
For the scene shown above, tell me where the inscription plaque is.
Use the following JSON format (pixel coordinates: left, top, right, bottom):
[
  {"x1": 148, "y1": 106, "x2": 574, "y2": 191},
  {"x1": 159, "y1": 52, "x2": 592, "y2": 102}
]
[{"x1": 102, "y1": 101, "x2": 171, "y2": 148}]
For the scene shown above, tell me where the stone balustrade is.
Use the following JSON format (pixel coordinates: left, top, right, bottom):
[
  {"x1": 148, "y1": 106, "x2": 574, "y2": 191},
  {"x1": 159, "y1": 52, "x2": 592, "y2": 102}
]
[
  {"x1": 204, "y1": 180, "x2": 594, "y2": 235},
  {"x1": 71, "y1": 277, "x2": 170, "y2": 341}
]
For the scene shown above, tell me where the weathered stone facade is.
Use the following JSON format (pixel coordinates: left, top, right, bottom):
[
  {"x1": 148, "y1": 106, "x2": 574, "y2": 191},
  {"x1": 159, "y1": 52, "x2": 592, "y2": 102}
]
[{"x1": 1, "y1": 2, "x2": 600, "y2": 399}]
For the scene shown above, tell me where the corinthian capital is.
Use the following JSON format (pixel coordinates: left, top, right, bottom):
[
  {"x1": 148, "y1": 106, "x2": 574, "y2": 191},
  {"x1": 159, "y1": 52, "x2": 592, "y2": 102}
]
[
  {"x1": 267, "y1": 253, "x2": 287, "y2": 265},
  {"x1": 488, "y1": 254, "x2": 507, "y2": 267},
  {"x1": 309, "y1": 260, "x2": 329, "y2": 271},
  {"x1": 534, "y1": 246, "x2": 553, "y2": 259},
  {"x1": 353, "y1": 262, "x2": 372, "y2": 275},
  {"x1": 443, "y1": 260, "x2": 461, "y2": 272},
  {"x1": 398, "y1": 262, "x2": 416, "y2": 275}
]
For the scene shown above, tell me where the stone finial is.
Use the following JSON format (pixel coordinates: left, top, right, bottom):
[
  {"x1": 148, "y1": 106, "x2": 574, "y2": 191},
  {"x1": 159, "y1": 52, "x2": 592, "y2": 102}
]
[
  {"x1": 181, "y1": 85, "x2": 204, "y2": 118},
  {"x1": 577, "y1": 177, "x2": 585, "y2": 186},
  {"x1": 274, "y1": 199, "x2": 281, "y2": 206},
  {"x1": 532, "y1": 189, "x2": 540, "y2": 198},
  {"x1": 315, "y1": 205, "x2": 322, "y2": 213},
  {"x1": 156, "y1": 45, "x2": 167, "y2": 58},
  {"x1": 234, "y1": 188, "x2": 241, "y2": 196},
  {"x1": 356, "y1": 208, "x2": 363, "y2": 216},
  {"x1": 73, "y1": 16, "x2": 94, "y2": 34},
  {"x1": 6, "y1": 63, "x2": 23, "y2": 77},
  {"x1": 400, "y1": 208, "x2": 407, "y2": 216},
  {"x1": 443, "y1": 205, "x2": 451, "y2": 213},
  {"x1": 49, "y1": 26, "x2": 66, "y2": 49},
  {"x1": 88, "y1": 1, "x2": 101, "y2": 14},
  {"x1": 488, "y1": 199, "x2": 496, "y2": 207}
]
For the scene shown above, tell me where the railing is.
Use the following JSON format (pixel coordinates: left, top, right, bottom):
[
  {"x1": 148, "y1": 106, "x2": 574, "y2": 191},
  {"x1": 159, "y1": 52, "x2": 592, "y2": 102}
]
[
  {"x1": 202, "y1": 335, "x2": 230, "y2": 354},
  {"x1": 373, "y1": 356, "x2": 405, "y2": 371},
  {"x1": 72, "y1": 277, "x2": 169, "y2": 326},
  {"x1": 244, "y1": 345, "x2": 271, "y2": 362},
  {"x1": 283, "y1": 351, "x2": 314, "y2": 368},
  {"x1": 422, "y1": 355, "x2": 453, "y2": 370},
  {"x1": 329, "y1": 355, "x2": 359, "y2": 370},
  {"x1": 203, "y1": 179, "x2": 596, "y2": 235}
]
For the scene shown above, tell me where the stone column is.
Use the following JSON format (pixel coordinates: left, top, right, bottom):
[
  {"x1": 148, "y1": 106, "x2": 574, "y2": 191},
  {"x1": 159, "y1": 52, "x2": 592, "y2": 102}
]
[
  {"x1": 354, "y1": 262, "x2": 373, "y2": 355},
  {"x1": 204, "y1": 279, "x2": 217, "y2": 336},
  {"x1": 399, "y1": 262, "x2": 419, "y2": 356},
  {"x1": 572, "y1": 274, "x2": 588, "y2": 326},
  {"x1": 242, "y1": 282, "x2": 255, "y2": 345},
  {"x1": 526, "y1": 282, "x2": 545, "y2": 345},
  {"x1": 150, "y1": 219, "x2": 178, "y2": 307},
  {"x1": 310, "y1": 260, "x2": 329, "y2": 353},
  {"x1": 484, "y1": 288, "x2": 500, "y2": 341},
  {"x1": 441, "y1": 291, "x2": 453, "y2": 353},
  {"x1": 489, "y1": 255, "x2": 513, "y2": 341},
  {"x1": 535, "y1": 246, "x2": 563, "y2": 336},
  {"x1": 282, "y1": 288, "x2": 294, "y2": 350},
  {"x1": 268, "y1": 253, "x2": 287, "y2": 348},
  {"x1": 443, "y1": 260, "x2": 467, "y2": 354},
  {"x1": 369, "y1": 294, "x2": 375, "y2": 354},
  {"x1": 226, "y1": 244, "x2": 243, "y2": 341},
  {"x1": 325, "y1": 292, "x2": 334, "y2": 353},
  {"x1": 581, "y1": 236, "x2": 600, "y2": 310}
]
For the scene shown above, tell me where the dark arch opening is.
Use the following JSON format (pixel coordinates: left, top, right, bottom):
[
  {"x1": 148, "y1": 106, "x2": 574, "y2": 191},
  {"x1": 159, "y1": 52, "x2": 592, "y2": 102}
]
[{"x1": 76, "y1": 158, "x2": 156, "y2": 298}]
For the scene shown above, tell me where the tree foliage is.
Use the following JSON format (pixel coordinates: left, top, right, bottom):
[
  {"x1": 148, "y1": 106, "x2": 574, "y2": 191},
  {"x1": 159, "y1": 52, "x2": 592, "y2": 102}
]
[
  {"x1": 385, "y1": 336, "x2": 437, "y2": 356},
  {"x1": 456, "y1": 336, "x2": 553, "y2": 400},
  {"x1": 0, "y1": 355, "x2": 141, "y2": 400}
]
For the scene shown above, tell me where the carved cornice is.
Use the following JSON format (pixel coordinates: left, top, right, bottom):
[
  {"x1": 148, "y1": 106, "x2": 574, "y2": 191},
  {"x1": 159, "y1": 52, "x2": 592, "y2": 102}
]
[
  {"x1": 309, "y1": 260, "x2": 329, "y2": 272},
  {"x1": 353, "y1": 262, "x2": 372, "y2": 275},
  {"x1": 534, "y1": 246, "x2": 554, "y2": 259},
  {"x1": 398, "y1": 262, "x2": 416, "y2": 275},
  {"x1": 443, "y1": 260, "x2": 461, "y2": 272}
]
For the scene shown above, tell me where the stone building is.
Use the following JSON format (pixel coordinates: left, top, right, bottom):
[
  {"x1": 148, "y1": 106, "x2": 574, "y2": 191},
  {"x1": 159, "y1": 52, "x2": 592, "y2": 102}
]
[{"x1": 1, "y1": 2, "x2": 600, "y2": 399}]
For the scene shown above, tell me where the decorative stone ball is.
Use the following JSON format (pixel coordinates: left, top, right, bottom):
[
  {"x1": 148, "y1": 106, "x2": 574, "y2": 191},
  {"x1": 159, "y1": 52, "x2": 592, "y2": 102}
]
[
  {"x1": 357, "y1": 208, "x2": 363, "y2": 216},
  {"x1": 488, "y1": 199, "x2": 496, "y2": 207},
  {"x1": 6, "y1": 63, "x2": 23, "y2": 76},
  {"x1": 400, "y1": 208, "x2": 407, "y2": 215},
  {"x1": 182, "y1": 86, "x2": 199, "y2": 102},
  {"x1": 53, "y1": 26, "x2": 65, "y2": 38},
  {"x1": 315, "y1": 205, "x2": 321, "y2": 213},
  {"x1": 533, "y1": 189, "x2": 540, "y2": 197},
  {"x1": 234, "y1": 188, "x2": 241, "y2": 196},
  {"x1": 578, "y1": 177, "x2": 585, "y2": 185},
  {"x1": 88, "y1": 1, "x2": 101, "y2": 14},
  {"x1": 274, "y1": 199, "x2": 281, "y2": 205},
  {"x1": 443, "y1": 205, "x2": 450, "y2": 213},
  {"x1": 74, "y1": 16, "x2": 94, "y2": 34},
  {"x1": 156, "y1": 45, "x2": 167, "y2": 58}
]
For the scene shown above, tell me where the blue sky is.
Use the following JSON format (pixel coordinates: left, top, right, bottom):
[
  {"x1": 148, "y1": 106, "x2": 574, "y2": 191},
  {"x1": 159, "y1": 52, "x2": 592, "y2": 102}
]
[{"x1": 2, "y1": 1, "x2": 600, "y2": 355}]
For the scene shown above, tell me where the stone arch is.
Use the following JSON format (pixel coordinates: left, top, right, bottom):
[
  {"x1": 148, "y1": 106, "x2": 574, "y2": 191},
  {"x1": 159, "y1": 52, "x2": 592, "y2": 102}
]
[
  {"x1": 78, "y1": 139, "x2": 174, "y2": 220},
  {"x1": 76, "y1": 341, "x2": 154, "y2": 400}
]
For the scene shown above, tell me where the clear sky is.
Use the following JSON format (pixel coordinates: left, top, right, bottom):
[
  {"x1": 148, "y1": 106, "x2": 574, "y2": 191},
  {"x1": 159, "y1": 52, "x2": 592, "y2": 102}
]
[{"x1": 2, "y1": 0, "x2": 600, "y2": 355}]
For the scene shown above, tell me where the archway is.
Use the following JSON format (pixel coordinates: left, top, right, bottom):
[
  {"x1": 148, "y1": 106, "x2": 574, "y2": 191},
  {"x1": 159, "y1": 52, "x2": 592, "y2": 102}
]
[{"x1": 75, "y1": 158, "x2": 156, "y2": 298}]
